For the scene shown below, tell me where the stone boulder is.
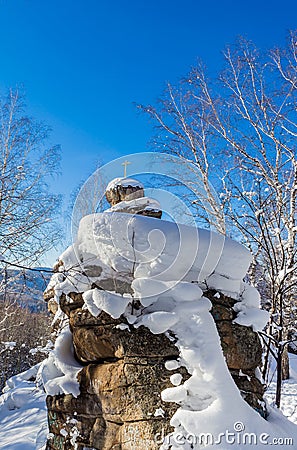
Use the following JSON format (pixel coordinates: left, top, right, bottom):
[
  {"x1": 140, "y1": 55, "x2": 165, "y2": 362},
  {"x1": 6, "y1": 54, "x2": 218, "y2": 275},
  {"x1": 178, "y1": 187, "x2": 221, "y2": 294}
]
[
  {"x1": 105, "y1": 177, "x2": 162, "y2": 218},
  {"x1": 105, "y1": 178, "x2": 144, "y2": 206}
]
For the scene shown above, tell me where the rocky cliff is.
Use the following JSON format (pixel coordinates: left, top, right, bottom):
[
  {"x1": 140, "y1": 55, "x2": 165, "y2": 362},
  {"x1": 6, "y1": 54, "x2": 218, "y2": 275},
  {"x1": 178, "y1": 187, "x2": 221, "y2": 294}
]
[
  {"x1": 42, "y1": 178, "x2": 269, "y2": 449},
  {"x1": 44, "y1": 290, "x2": 266, "y2": 449}
]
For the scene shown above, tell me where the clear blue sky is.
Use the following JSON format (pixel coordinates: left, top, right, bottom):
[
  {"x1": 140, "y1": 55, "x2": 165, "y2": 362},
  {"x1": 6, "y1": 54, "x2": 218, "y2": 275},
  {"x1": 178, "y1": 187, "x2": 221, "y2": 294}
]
[{"x1": 0, "y1": 0, "x2": 296, "y2": 261}]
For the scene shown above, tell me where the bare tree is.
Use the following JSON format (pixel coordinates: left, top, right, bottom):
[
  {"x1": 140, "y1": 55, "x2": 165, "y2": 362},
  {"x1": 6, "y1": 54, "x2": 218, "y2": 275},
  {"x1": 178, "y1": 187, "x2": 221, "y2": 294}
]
[
  {"x1": 70, "y1": 161, "x2": 107, "y2": 239},
  {"x1": 0, "y1": 299, "x2": 52, "y2": 391},
  {"x1": 218, "y1": 35, "x2": 297, "y2": 407},
  {"x1": 141, "y1": 31, "x2": 297, "y2": 408},
  {"x1": 0, "y1": 88, "x2": 61, "y2": 266},
  {"x1": 0, "y1": 88, "x2": 61, "y2": 379},
  {"x1": 138, "y1": 78, "x2": 226, "y2": 233}
]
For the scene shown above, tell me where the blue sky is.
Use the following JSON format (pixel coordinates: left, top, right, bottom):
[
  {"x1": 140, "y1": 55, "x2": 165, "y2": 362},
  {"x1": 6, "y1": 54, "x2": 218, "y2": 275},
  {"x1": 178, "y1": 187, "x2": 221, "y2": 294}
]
[{"x1": 0, "y1": 0, "x2": 296, "y2": 262}]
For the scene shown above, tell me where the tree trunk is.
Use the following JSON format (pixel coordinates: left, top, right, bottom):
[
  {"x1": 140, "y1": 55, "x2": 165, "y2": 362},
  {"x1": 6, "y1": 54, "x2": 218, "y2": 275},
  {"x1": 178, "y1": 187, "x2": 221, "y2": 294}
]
[
  {"x1": 275, "y1": 346, "x2": 283, "y2": 408},
  {"x1": 282, "y1": 346, "x2": 290, "y2": 380},
  {"x1": 262, "y1": 335, "x2": 272, "y2": 383}
]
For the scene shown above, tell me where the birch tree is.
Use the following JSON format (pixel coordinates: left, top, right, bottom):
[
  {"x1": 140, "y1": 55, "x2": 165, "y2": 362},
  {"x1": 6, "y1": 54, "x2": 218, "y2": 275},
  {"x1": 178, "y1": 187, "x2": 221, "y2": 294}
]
[
  {"x1": 138, "y1": 78, "x2": 226, "y2": 233},
  {"x1": 218, "y1": 34, "x2": 297, "y2": 406},
  {"x1": 141, "y1": 31, "x2": 297, "y2": 407},
  {"x1": 0, "y1": 88, "x2": 60, "y2": 359},
  {"x1": 0, "y1": 88, "x2": 61, "y2": 265}
]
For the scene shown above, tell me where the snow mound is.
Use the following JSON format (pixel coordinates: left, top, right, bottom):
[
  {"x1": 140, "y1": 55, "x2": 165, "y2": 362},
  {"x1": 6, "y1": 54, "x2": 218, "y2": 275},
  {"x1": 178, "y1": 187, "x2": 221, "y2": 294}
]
[
  {"x1": 75, "y1": 212, "x2": 252, "y2": 283},
  {"x1": 0, "y1": 365, "x2": 47, "y2": 450},
  {"x1": 106, "y1": 177, "x2": 144, "y2": 191},
  {"x1": 39, "y1": 326, "x2": 82, "y2": 398},
  {"x1": 106, "y1": 196, "x2": 161, "y2": 214},
  {"x1": 234, "y1": 283, "x2": 270, "y2": 332},
  {"x1": 83, "y1": 288, "x2": 132, "y2": 319}
]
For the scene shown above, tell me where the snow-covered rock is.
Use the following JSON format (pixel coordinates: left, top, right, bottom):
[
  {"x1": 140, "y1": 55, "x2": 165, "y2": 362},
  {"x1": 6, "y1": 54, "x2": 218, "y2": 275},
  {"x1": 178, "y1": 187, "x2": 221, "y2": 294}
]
[
  {"x1": 41, "y1": 209, "x2": 297, "y2": 449},
  {"x1": 105, "y1": 176, "x2": 144, "y2": 206}
]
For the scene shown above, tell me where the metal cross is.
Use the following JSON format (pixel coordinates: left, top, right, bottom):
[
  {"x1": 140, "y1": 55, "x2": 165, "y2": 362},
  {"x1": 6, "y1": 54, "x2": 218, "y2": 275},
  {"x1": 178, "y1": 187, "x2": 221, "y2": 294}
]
[{"x1": 121, "y1": 160, "x2": 131, "y2": 177}]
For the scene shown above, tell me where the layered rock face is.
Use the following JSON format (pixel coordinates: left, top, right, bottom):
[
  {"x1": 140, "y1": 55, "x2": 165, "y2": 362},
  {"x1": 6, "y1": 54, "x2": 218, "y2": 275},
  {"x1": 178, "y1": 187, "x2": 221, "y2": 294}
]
[
  {"x1": 44, "y1": 289, "x2": 266, "y2": 450},
  {"x1": 46, "y1": 297, "x2": 184, "y2": 450},
  {"x1": 43, "y1": 178, "x2": 268, "y2": 449}
]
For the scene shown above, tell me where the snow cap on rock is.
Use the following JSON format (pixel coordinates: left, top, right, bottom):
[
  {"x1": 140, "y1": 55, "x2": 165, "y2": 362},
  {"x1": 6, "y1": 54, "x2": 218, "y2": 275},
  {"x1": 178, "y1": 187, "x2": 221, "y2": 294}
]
[
  {"x1": 105, "y1": 177, "x2": 144, "y2": 206},
  {"x1": 106, "y1": 177, "x2": 144, "y2": 191}
]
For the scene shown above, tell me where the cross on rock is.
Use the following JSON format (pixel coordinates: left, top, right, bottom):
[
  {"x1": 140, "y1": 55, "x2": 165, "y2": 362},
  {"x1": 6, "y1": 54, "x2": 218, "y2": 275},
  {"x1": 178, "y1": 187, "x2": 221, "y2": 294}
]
[{"x1": 121, "y1": 160, "x2": 131, "y2": 177}]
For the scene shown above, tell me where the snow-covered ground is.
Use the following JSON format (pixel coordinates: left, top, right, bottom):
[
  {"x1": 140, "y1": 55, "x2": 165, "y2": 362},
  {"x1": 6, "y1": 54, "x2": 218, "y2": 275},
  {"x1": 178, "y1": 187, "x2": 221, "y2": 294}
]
[
  {"x1": 0, "y1": 365, "x2": 47, "y2": 450},
  {"x1": 265, "y1": 353, "x2": 297, "y2": 425}
]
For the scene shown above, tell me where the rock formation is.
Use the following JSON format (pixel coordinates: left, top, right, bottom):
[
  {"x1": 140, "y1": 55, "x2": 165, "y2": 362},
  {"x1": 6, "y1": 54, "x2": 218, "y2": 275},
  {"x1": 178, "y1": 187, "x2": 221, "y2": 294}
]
[
  {"x1": 105, "y1": 177, "x2": 162, "y2": 218},
  {"x1": 105, "y1": 177, "x2": 145, "y2": 206},
  {"x1": 43, "y1": 178, "x2": 268, "y2": 449}
]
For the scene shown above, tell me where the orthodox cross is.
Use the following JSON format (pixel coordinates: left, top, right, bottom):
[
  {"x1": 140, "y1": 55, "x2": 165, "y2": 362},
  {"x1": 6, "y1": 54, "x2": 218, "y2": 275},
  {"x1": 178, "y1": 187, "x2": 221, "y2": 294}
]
[{"x1": 121, "y1": 160, "x2": 131, "y2": 177}]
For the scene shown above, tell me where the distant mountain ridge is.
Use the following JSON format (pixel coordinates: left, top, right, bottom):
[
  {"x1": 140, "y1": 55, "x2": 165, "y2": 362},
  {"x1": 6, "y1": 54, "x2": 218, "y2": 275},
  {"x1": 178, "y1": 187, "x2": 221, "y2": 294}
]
[{"x1": 0, "y1": 267, "x2": 52, "y2": 312}]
